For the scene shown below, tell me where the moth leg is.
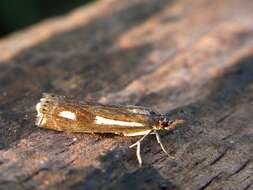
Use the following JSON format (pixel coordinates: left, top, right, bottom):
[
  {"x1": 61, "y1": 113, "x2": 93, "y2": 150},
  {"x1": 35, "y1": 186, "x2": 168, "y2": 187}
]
[
  {"x1": 129, "y1": 130, "x2": 153, "y2": 166},
  {"x1": 155, "y1": 131, "x2": 175, "y2": 159},
  {"x1": 129, "y1": 131, "x2": 151, "y2": 148},
  {"x1": 136, "y1": 142, "x2": 142, "y2": 167}
]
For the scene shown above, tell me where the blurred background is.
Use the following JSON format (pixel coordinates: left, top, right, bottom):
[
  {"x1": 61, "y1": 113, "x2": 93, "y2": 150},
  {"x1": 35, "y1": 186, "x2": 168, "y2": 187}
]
[{"x1": 0, "y1": 0, "x2": 94, "y2": 37}]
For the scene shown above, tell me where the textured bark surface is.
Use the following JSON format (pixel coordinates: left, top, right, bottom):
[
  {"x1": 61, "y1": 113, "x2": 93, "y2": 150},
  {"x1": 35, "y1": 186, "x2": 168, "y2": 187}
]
[{"x1": 0, "y1": 0, "x2": 253, "y2": 189}]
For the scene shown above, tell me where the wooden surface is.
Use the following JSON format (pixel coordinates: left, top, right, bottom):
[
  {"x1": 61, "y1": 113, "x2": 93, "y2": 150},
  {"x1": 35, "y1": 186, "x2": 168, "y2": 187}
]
[{"x1": 0, "y1": 0, "x2": 253, "y2": 189}]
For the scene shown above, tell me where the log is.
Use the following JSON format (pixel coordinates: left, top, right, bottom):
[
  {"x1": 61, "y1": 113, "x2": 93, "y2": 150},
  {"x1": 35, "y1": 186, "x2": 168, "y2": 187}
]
[{"x1": 0, "y1": 0, "x2": 253, "y2": 189}]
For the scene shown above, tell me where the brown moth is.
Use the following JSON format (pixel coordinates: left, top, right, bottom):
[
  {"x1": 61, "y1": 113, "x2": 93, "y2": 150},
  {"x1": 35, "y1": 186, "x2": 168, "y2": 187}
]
[{"x1": 36, "y1": 93, "x2": 185, "y2": 166}]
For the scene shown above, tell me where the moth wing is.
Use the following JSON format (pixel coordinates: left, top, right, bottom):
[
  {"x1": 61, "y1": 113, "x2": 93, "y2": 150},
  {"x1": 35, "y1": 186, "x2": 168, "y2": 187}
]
[{"x1": 36, "y1": 94, "x2": 155, "y2": 133}]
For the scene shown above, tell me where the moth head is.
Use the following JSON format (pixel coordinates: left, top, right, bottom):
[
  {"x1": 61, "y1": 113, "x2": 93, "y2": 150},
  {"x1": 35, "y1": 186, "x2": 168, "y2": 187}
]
[{"x1": 155, "y1": 117, "x2": 185, "y2": 131}]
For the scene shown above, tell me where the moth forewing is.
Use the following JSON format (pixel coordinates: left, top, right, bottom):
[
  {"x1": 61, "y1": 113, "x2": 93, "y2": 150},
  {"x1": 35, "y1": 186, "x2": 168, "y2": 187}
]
[{"x1": 36, "y1": 94, "x2": 155, "y2": 133}]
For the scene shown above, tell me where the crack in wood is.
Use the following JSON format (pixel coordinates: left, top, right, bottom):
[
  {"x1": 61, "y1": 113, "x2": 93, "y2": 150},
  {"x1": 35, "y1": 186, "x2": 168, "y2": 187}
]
[
  {"x1": 197, "y1": 173, "x2": 221, "y2": 190},
  {"x1": 216, "y1": 111, "x2": 234, "y2": 123},
  {"x1": 228, "y1": 159, "x2": 251, "y2": 177},
  {"x1": 20, "y1": 158, "x2": 75, "y2": 184},
  {"x1": 244, "y1": 183, "x2": 253, "y2": 190},
  {"x1": 151, "y1": 156, "x2": 168, "y2": 166},
  {"x1": 221, "y1": 130, "x2": 239, "y2": 141},
  {"x1": 20, "y1": 167, "x2": 49, "y2": 183},
  {"x1": 209, "y1": 149, "x2": 228, "y2": 165}
]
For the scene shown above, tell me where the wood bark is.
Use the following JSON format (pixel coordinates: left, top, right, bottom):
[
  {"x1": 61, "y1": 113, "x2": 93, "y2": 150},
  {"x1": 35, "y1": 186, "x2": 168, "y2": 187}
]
[{"x1": 0, "y1": 0, "x2": 253, "y2": 189}]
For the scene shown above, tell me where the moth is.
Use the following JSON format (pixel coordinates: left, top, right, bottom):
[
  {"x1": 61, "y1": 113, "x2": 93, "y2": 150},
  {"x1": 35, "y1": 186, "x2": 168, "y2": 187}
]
[{"x1": 36, "y1": 93, "x2": 185, "y2": 166}]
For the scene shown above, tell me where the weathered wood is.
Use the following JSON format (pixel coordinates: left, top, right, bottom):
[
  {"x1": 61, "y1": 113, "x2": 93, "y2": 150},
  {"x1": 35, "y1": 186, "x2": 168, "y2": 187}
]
[{"x1": 0, "y1": 0, "x2": 253, "y2": 189}]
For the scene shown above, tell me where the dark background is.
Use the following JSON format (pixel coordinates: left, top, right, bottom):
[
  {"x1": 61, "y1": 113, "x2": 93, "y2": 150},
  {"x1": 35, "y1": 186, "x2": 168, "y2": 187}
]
[{"x1": 0, "y1": 0, "x2": 94, "y2": 37}]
